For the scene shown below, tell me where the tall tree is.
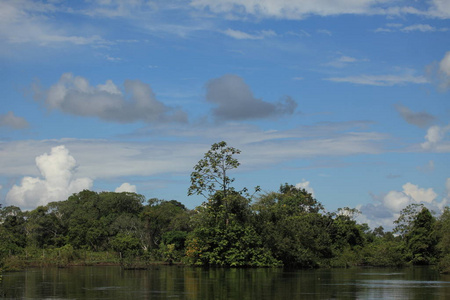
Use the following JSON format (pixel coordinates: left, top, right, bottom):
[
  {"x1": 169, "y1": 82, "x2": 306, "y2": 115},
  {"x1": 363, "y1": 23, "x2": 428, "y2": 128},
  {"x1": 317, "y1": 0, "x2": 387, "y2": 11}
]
[
  {"x1": 188, "y1": 141, "x2": 241, "y2": 199},
  {"x1": 405, "y1": 207, "x2": 437, "y2": 265}
]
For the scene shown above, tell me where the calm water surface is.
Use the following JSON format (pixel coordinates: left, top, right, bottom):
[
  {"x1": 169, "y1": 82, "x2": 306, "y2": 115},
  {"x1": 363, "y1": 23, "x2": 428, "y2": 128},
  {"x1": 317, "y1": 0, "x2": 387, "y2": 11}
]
[{"x1": 2, "y1": 265, "x2": 450, "y2": 299}]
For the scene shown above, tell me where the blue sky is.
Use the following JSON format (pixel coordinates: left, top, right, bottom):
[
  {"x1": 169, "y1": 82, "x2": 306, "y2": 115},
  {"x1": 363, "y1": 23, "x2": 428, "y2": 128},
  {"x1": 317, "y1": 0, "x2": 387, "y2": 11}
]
[{"x1": 1, "y1": 0, "x2": 449, "y2": 229}]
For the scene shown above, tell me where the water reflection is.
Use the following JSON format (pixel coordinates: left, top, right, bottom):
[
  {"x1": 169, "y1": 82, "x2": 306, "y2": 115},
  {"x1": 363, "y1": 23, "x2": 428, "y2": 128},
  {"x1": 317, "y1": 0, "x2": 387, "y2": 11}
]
[{"x1": 1, "y1": 266, "x2": 450, "y2": 299}]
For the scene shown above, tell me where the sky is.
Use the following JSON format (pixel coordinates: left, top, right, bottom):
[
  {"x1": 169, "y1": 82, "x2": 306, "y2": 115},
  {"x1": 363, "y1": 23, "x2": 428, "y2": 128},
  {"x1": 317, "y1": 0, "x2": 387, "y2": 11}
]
[{"x1": 0, "y1": 0, "x2": 449, "y2": 229}]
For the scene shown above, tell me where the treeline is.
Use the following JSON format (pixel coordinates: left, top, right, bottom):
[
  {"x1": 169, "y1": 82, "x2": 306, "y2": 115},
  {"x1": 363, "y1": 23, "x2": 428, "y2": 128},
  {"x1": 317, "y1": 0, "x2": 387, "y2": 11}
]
[{"x1": 1, "y1": 142, "x2": 450, "y2": 271}]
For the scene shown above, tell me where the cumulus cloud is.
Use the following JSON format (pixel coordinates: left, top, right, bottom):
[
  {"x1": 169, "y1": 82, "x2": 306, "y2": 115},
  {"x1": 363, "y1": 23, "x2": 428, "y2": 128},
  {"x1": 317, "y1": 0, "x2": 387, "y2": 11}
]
[
  {"x1": 426, "y1": 51, "x2": 450, "y2": 90},
  {"x1": 395, "y1": 104, "x2": 435, "y2": 128},
  {"x1": 115, "y1": 182, "x2": 137, "y2": 193},
  {"x1": 205, "y1": 74, "x2": 297, "y2": 121},
  {"x1": 6, "y1": 145, "x2": 93, "y2": 210},
  {"x1": 359, "y1": 181, "x2": 447, "y2": 229},
  {"x1": 35, "y1": 73, "x2": 187, "y2": 124},
  {"x1": 0, "y1": 111, "x2": 29, "y2": 129},
  {"x1": 440, "y1": 52, "x2": 450, "y2": 77},
  {"x1": 295, "y1": 179, "x2": 315, "y2": 197},
  {"x1": 421, "y1": 125, "x2": 450, "y2": 151},
  {"x1": 428, "y1": 0, "x2": 450, "y2": 18}
]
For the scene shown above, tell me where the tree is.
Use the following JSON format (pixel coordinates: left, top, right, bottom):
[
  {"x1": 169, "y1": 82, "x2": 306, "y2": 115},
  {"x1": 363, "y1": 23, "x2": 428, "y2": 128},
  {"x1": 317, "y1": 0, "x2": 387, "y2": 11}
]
[
  {"x1": 436, "y1": 207, "x2": 450, "y2": 272},
  {"x1": 405, "y1": 207, "x2": 437, "y2": 265},
  {"x1": 140, "y1": 199, "x2": 190, "y2": 250},
  {"x1": 184, "y1": 193, "x2": 280, "y2": 267},
  {"x1": 393, "y1": 203, "x2": 425, "y2": 238},
  {"x1": 393, "y1": 204, "x2": 438, "y2": 265},
  {"x1": 188, "y1": 141, "x2": 241, "y2": 199},
  {"x1": 252, "y1": 184, "x2": 332, "y2": 267}
]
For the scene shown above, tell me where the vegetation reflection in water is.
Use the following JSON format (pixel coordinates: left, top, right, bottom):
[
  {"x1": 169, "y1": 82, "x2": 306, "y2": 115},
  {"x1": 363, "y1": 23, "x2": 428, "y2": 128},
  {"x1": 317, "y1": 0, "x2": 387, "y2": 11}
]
[{"x1": 2, "y1": 266, "x2": 450, "y2": 299}]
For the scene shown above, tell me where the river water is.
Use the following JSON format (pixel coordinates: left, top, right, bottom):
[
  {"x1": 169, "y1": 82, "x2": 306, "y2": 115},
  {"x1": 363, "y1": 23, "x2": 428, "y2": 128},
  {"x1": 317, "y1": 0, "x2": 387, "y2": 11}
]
[{"x1": 2, "y1": 265, "x2": 450, "y2": 299}]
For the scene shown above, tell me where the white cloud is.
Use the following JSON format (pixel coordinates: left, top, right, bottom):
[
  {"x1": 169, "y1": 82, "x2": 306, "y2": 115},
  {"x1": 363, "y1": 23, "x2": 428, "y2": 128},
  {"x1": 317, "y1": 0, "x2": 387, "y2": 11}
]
[
  {"x1": 325, "y1": 55, "x2": 369, "y2": 68},
  {"x1": 0, "y1": 111, "x2": 29, "y2": 129},
  {"x1": 191, "y1": 0, "x2": 387, "y2": 19},
  {"x1": 6, "y1": 145, "x2": 93, "y2": 210},
  {"x1": 316, "y1": 29, "x2": 332, "y2": 36},
  {"x1": 35, "y1": 73, "x2": 188, "y2": 124},
  {"x1": 115, "y1": 182, "x2": 137, "y2": 193},
  {"x1": 401, "y1": 24, "x2": 436, "y2": 32},
  {"x1": 439, "y1": 51, "x2": 450, "y2": 77},
  {"x1": 360, "y1": 181, "x2": 447, "y2": 230},
  {"x1": 446, "y1": 178, "x2": 450, "y2": 200},
  {"x1": 0, "y1": 0, "x2": 106, "y2": 46},
  {"x1": 295, "y1": 179, "x2": 315, "y2": 197},
  {"x1": 421, "y1": 125, "x2": 450, "y2": 151},
  {"x1": 376, "y1": 23, "x2": 448, "y2": 33},
  {"x1": 0, "y1": 121, "x2": 386, "y2": 180},
  {"x1": 325, "y1": 73, "x2": 428, "y2": 86},
  {"x1": 223, "y1": 28, "x2": 276, "y2": 40},
  {"x1": 191, "y1": 0, "x2": 450, "y2": 20},
  {"x1": 427, "y1": 51, "x2": 450, "y2": 90},
  {"x1": 428, "y1": 0, "x2": 450, "y2": 18}
]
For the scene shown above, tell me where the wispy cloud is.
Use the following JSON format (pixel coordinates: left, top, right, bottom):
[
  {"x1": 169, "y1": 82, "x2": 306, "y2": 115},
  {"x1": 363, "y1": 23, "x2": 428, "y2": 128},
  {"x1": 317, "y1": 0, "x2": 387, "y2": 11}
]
[
  {"x1": 190, "y1": 0, "x2": 450, "y2": 20},
  {"x1": 324, "y1": 55, "x2": 369, "y2": 68},
  {"x1": 0, "y1": 121, "x2": 387, "y2": 179},
  {"x1": 375, "y1": 23, "x2": 449, "y2": 33},
  {"x1": 0, "y1": 0, "x2": 107, "y2": 46},
  {"x1": 223, "y1": 28, "x2": 276, "y2": 40},
  {"x1": 325, "y1": 73, "x2": 428, "y2": 86}
]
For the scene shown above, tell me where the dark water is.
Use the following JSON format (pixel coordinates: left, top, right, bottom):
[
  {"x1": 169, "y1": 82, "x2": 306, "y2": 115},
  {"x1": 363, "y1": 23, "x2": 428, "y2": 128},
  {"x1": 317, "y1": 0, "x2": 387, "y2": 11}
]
[{"x1": 2, "y1": 265, "x2": 450, "y2": 299}]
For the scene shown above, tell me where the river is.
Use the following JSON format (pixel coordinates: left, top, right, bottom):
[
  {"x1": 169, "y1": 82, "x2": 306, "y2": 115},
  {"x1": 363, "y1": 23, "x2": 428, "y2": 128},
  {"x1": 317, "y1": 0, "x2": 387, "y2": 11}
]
[{"x1": 2, "y1": 265, "x2": 450, "y2": 299}]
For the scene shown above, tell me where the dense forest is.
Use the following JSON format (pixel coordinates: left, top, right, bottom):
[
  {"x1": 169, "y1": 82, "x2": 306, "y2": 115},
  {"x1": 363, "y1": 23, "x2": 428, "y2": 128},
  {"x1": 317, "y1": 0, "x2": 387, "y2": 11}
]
[{"x1": 1, "y1": 142, "x2": 450, "y2": 272}]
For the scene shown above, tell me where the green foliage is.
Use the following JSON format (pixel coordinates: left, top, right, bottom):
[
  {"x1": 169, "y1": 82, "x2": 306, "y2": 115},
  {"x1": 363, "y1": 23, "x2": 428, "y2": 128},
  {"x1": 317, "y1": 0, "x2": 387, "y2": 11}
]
[
  {"x1": 393, "y1": 203, "x2": 425, "y2": 238},
  {"x1": 436, "y1": 207, "x2": 450, "y2": 272},
  {"x1": 405, "y1": 207, "x2": 437, "y2": 265},
  {"x1": 140, "y1": 199, "x2": 191, "y2": 250},
  {"x1": 360, "y1": 239, "x2": 405, "y2": 267},
  {"x1": 162, "y1": 231, "x2": 187, "y2": 251},
  {"x1": 2, "y1": 141, "x2": 450, "y2": 270},
  {"x1": 253, "y1": 185, "x2": 331, "y2": 268},
  {"x1": 110, "y1": 233, "x2": 142, "y2": 259},
  {"x1": 185, "y1": 193, "x2": 280, "y2": 267},
  {"x1": 393, "y1": 205, "x2": 438, "y2": 265},
  {"x1": 188, "y1": 141, "x2": 241, "y2": 198},
  {"x1": 160, "y1": 243, "x2": 177, "y2": 264}
]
